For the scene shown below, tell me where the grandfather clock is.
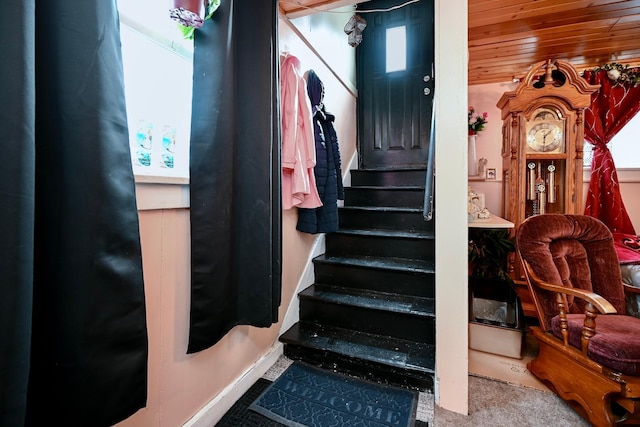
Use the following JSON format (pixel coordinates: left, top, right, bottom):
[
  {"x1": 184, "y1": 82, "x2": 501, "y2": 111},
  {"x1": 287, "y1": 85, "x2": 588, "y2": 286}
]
[{"x1": 497, "y1": 59, "x2": 599, "y2": 317}]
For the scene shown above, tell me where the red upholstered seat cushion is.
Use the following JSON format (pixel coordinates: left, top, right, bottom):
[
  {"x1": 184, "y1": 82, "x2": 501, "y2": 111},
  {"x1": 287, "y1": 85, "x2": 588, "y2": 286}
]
[{"x1": 551, "y1": 314, "x2": 640, "y2": 376}]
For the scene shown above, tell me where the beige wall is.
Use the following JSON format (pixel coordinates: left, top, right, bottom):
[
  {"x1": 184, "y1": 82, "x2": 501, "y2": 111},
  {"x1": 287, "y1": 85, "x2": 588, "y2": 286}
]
[
  {"x1": 468, "y1": 82, "x2": 640, "y2": 231},
  {"x1": 115, "y1": 13, "x2": 357, "y2": 427}
]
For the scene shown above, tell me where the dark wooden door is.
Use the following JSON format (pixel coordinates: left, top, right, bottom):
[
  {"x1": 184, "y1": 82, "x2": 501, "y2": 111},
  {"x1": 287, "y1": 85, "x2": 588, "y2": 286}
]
[{"x1": 356, "y1": 0, "x2": 434, "y2": 170}]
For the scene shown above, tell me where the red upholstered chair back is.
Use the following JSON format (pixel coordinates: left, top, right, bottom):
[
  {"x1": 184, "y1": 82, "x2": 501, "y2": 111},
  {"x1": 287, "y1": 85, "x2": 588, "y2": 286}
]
[{"x1": 516, "y1": 214, "x2": 625, "y2": 331}]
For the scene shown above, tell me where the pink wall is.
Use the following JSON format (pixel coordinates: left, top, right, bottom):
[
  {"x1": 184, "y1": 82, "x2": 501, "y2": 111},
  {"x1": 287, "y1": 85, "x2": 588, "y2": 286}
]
[{"x1": 115, "y1": 209, "x2": 282, "y2": 426}]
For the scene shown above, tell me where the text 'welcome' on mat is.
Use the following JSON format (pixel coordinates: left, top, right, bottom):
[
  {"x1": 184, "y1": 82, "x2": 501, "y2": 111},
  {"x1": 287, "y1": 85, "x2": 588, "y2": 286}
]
[{"x1": 249, "y1": 362, "x2": 418, "y2": 427}]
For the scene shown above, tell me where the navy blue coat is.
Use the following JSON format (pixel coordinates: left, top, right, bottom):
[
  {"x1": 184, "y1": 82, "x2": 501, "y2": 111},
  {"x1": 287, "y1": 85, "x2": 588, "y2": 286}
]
[{"x1": 297, "y1": 70, "x2": 344, "y2": 234}]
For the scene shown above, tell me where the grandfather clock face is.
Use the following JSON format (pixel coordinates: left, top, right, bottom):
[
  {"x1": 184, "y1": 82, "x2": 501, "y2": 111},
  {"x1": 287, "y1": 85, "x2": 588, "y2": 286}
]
[{"x1": 525, "y1": 107, "x2": 565, "y2": 154}]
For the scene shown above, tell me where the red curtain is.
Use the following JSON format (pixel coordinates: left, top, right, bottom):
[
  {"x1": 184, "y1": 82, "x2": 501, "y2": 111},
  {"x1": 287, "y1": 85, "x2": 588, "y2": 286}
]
[{"x1": 582, "y1": 69, "x2": 640, "y2": 235}]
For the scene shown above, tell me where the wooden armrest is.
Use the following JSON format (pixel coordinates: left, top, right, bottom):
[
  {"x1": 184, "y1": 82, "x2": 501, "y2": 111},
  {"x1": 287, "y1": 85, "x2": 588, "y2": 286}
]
[
  {"x1": 522, "y1": 259, "x2": 616, "y2": 355},
  {"x1": 522, "y1": 260, "x2": 617, "y2": 314},
  {"x1": 623, "y1": 282, "x2": 640, "y2": 295}
]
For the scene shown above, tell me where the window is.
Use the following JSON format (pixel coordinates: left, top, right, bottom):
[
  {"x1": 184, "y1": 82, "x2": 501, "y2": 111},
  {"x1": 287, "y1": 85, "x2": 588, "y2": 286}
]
[
  {"x1": 386, "y1": 26, "x2": 406, "y2": 73},
  {"x1": 118, "y1": 0, "x2": 193, "y2": 183},
  {"x1": 583, "y1": 112, "x2": 640, "y2": 169}
]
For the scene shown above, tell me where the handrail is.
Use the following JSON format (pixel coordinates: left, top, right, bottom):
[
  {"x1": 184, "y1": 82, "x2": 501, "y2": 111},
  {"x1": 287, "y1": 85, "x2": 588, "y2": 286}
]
[{"x1": 423, "y1": 87, "x2": 435, "y2": 221}]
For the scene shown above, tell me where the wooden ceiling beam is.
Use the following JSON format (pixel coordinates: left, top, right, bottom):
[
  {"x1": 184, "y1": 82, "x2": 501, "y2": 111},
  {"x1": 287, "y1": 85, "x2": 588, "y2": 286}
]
[
  {"x1": 469, "y1": 4, "x2": 640, "y2": 38},
  {"x1": 471, "y1": 37, "x2": 640, "y2": 60},
  {"x1": 468, "y1": 0, "x2": 623, "y2": 15},
  {"x1": 469, "y1": 0, "x2": 639, "y2": 27},
  {"x1": 470, "y1": 20, "x2": 640, "y2": 49}
]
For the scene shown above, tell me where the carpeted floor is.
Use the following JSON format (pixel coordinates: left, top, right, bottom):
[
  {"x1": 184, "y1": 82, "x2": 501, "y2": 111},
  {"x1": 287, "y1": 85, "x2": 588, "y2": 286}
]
[{"x1": 433, "y1": 375, "x2": 589, "y2": 427}]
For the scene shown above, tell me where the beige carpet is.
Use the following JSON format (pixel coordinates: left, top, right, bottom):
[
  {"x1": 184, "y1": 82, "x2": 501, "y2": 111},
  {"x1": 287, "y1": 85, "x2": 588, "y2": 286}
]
[
  {"x1": 434, "y1": 375, "x2": 589, "y2": 427},
  {"x1": 439, "y1": 329, "x2": 589, "y2": 426}
]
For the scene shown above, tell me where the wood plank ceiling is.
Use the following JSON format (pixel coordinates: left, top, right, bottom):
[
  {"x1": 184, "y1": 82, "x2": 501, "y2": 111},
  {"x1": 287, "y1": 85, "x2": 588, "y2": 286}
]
[
  {"x1": 280, "y1": 0, "x2": 640, "y2": 86},
  {"x1": 469, "y1": 0, "x2": 640, "y2": 85}
]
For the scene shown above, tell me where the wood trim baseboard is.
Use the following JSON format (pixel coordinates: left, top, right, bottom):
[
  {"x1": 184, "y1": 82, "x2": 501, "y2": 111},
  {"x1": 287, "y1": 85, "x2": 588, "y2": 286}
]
[{"x1": 182, "y1": 343, "x2": 284, "y2": 427}]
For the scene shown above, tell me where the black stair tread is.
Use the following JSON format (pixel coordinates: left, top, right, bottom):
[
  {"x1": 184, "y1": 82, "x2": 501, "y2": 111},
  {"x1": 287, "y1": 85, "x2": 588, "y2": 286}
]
[
  {"x1": 348, "y1": 185, "x2": 425, "y2": 190},
  {"x1": 350, "y1": 169, "x2": 429, "y2": 188},
  {"x1": 280, "y1": 322, "x2": 435, "y2": 374},
  {"x1": 314, "y1": 254, "x2": 435, "y2": 273},
  {"x1": 352, "y1": 168, "x2": 427, "y2": 173},
  {"x1": 333, "y1": 228, "x2": 434, "y2": 239},
  {"x1": 339, "y1": 205, "x2": 423, "y2": 213},
  {"x1": 300, "y1": 284, "x2": 435, "y2": 317}
]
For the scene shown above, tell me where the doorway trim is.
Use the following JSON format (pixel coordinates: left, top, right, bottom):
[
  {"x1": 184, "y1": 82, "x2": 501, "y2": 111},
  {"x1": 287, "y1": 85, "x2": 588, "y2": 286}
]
[{"x1": 434, "y1": 0, "x2": 469, "y2": 415}]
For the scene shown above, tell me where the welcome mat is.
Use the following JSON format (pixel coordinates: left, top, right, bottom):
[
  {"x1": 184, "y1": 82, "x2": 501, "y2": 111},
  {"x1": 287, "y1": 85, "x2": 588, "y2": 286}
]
[{"x1": 249, "y1": 362, "x2": 418, "y2": 427}]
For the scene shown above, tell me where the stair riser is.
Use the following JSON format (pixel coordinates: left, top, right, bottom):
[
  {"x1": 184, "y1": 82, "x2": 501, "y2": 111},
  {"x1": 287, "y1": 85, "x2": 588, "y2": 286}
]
[
  {"x1": 313, "y1": 260, "x2": 435, "y2": 298},
  {"x1": 326, "y1": 234, "x2": 434, "y2": 260},
  {"x1": 339, "y1": 209, "x2": 434, "y2": 232},
  {"x1": 299, "y1": 298, "x2": 435, "y2": 344},
  {"x1": 350, "y1": 169, "x2": 427, "y2": 187},
  {"x1": 283, "y1": 345, "x2": 434, "y2": 391},
  {"x1": 344, "y1": 188, "x2": 424, "y2": 208}
]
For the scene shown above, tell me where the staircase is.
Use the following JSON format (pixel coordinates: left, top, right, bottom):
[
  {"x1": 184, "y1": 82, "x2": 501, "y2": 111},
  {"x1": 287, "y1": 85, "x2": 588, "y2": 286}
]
[{"x1": 279, "y1": 168, "x2": 436, "y2": 391}]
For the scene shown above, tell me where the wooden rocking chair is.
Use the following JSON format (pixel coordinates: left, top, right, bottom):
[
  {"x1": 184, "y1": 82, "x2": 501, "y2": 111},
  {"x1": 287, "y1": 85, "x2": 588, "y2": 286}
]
[{"x1": 516, "y1": 214, "x2": 640, "y2": 426}]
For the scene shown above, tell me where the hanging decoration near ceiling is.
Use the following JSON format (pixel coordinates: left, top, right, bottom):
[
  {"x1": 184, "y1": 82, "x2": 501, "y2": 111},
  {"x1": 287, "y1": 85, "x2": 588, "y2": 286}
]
[
  {"x1": 169, "y1": 0, "x2": 221, "y2": 39},
  {"x1": 344, "y1": 14, "x2": 367, "y2": 47},
  {"x1": 279, "y1": 0, "x2": 422, "y2": 47},
  {"x1": 590, "y1": 62, "x2": 640, "y2": 86}
]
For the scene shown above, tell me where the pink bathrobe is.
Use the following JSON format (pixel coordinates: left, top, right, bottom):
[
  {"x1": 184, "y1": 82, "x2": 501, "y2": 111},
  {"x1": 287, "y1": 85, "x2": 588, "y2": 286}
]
[{"x1": 280, "y1": 53, "x2": 322, "y2": 210}]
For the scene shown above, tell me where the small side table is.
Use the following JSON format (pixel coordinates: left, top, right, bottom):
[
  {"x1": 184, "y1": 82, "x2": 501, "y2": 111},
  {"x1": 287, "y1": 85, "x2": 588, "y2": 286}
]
[{"x1": 468, "y1": 213, "x2": 514, "y2": 229}]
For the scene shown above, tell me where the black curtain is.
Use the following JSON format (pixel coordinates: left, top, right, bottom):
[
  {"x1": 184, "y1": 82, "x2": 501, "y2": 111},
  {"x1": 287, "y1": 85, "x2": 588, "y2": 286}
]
[
  {"x1": 188, "y1": 0, "x2": 282, "y2": 353},
  {"x1": 1, "y1": 0, "x2": 148, "y2": 425}
]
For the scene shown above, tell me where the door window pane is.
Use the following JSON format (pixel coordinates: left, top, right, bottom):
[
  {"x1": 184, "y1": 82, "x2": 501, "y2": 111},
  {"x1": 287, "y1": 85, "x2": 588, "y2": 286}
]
[{"x1": 386, "y1": 26, "x2": 406, "y2": 73}]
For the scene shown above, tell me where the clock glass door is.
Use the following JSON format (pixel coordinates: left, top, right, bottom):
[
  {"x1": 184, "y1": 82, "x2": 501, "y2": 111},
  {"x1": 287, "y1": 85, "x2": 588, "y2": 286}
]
[
  {"x1": 524, "y1": 106, "x2": 567, "y2": 218},
  {"x1": 524, "y1": 159, "x2": 566, "y2": 217}
]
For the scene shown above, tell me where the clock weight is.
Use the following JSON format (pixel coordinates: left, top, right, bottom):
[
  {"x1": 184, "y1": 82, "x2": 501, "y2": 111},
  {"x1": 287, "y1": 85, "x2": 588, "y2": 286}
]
[
  {"x1": 525, "y1": 161, "x2": 561, "y2": 217},
  {"x1": 547, "y1": 163, "x2": 556, "y2": 204}
]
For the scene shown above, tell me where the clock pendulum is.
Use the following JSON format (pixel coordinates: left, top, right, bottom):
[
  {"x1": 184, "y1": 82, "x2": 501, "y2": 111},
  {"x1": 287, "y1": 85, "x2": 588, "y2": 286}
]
[{"x1": 533, "y1": 163, "x2": 547, "y2": 215}]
